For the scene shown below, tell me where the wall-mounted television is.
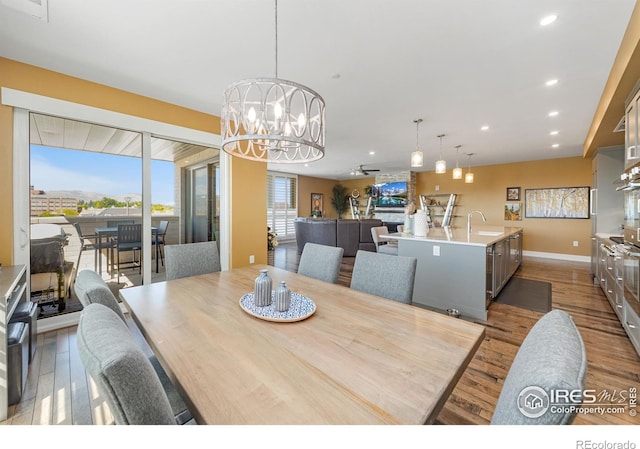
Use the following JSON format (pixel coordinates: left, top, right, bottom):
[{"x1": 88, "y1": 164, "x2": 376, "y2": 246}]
[{"x1": 372, "y1": 181, "x2": 408, "y2": 207}]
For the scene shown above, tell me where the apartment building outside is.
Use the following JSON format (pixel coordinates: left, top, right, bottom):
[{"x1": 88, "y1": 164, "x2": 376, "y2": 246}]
[{"x1": 30, "y1": 186, "x2": 78, "y2": 216}]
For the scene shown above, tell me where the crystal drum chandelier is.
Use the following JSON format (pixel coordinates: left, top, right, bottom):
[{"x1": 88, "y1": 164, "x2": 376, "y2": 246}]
[
  {"x1": 410, "y1": 118, "x2": 424, "y2": 168},
  {"x1": 435, "y1": 134, "x2": 446, "y2": 174},
  {"x1": 220, "y1": 1, "x2": 325, "y2": 163},
  {"x1": 453, "y1": 145, "x2": 463, "y2": 179}
]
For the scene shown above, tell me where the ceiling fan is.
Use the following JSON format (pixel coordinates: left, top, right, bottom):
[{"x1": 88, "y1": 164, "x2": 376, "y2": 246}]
[{"x1": 350, "y1": 165, "x2": 381, "y2": 176}]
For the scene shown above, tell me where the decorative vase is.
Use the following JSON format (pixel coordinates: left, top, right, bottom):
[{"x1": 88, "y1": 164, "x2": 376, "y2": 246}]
[
  {"x1": 274, "y1": 281, "x2": 291, "y2": 312},
  {"x1": 403, "y1": 215, "x2": 412, "y2": 234},
  {"x1": 414, "y1": 210, "x2": 429, "y2": 237},
  {"x1": 254, "y1": 269, "x2": 272, "y2": 307}
]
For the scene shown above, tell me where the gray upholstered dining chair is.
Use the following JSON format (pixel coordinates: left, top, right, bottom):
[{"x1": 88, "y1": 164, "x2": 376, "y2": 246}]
[
  {"x1": 77, "y1": 303, "x2": 178, "y2": 425},
  {"x1": 297, "y1": 242, "x2": 344, "y2": 284},
  {"x1": 350, "y1": 250, "x2": 417, "y2": 304},
  {"x1": 370, "y1": 226, "x2": 398, "y2": 256},
  {"x1": 491, "y1": 309, "x2": 587, "y2": 425},
  {"x1": 74, "y1": 269, "x2": 126, "y2": 321},
  {"x1": 74, "y1": 269, "x2": 192, "y2": 424},
  {"x1": 165, "y1": 241, "x2": 221, "y2": 281}
]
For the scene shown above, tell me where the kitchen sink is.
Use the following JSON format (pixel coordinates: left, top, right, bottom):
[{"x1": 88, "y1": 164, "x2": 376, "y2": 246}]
[{"x1": 474, "y1": 231, "x2": 504, "y2": 236}]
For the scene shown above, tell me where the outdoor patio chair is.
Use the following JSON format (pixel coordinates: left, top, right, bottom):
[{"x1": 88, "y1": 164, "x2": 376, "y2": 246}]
[
  {"x1": 111, "y1": 224, "x2": 142, "y2": 283},
  {"x1": 73, "y1": 222, "x2": 98, "y2": 273}
]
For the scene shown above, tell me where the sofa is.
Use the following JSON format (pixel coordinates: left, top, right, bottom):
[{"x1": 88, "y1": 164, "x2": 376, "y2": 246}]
[{"x1": 294, "y1": 218, "x2": 383, "y2": 256}]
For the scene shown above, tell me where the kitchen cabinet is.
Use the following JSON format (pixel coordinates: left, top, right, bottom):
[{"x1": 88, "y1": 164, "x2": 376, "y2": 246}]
[
  {"x1": 624, "y1": 82, "x2": 640, "y2": 170},
  {"x1": 488, "y1": 232, "x2": 523, "y2": 299},
  {"x1": 0, "y1": 265, "x2": 28, "y2": 421},
  {"x1": 492, "y1": 238, "x2": 509, "y2": 297},
  {"x1": 386, "y1": 226, "x2": 522, "y2": 321},
  {"x1": 590, "y1": 147, "x2": 624, "y2": 279},
  {"x1": 623, "y1": 299, "x2": 640, "y2": 356},
  {"x1": 508, "y1": 230, "x2": 523, "y2": 276},
  {"x1": 595, "y1": 236, "x2": 639, "y2": 356}
]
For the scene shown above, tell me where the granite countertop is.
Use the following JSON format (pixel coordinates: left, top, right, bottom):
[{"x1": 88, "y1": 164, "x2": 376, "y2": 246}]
[{"x1": 380, "y1": 225, "x2": 523, "y2": 247}]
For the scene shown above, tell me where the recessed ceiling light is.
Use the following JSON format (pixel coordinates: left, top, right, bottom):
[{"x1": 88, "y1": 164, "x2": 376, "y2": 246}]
[
  {"x1": 552, "y1": 144, "x2": 560, "y2": 148},
  {"x1": 545, "y1": 79, "x2": 558, "y2": 86},
  {"x1": 550, "y1": 130, "x2": 559, "y2": 135},
  {"x1": 548, "y1": 111, "x2": 559, "y2": 117},
  {"x1": 481, "y1": 125, "x2": 489, "y2": 131},
  {"x1": 304, "y1": 163, "x2": 309, "y2": 167},
  {"x1": 540, "y1": 15, "x2": 557, "y2": 26},
  {"x1": 369, "y1": 151, "x2": 375, "y2": 155}
]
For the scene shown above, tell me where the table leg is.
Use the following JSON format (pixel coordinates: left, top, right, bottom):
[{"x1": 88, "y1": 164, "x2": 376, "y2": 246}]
[{"x1": 155, "y1": 231, "x2": 159, "y2": 273}]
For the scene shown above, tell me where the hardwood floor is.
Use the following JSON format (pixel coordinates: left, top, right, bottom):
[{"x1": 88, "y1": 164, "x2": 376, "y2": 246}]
[{"x1": 3, "y1": 243, "x2": 638, "y2": 425}]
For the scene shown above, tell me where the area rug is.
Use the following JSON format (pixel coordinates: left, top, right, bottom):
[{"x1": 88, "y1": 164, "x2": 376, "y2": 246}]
[{"x1": 494, "y1": 277, "x2": 552, "y2": 313}]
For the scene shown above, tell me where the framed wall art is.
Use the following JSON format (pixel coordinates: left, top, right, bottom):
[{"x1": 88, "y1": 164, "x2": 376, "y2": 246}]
[
  {"x1": 506, "y1": 187, "x2": 520, "y2": 201},
  {"x1": 311, "y1": 193, "x2": 324, "y2": 217},
  {"x1": 524, "y1": 187, "x2": 589, "y2": 219},
  {"x1": 504, "y1": 203, "x2": 522, "y2": 221}
]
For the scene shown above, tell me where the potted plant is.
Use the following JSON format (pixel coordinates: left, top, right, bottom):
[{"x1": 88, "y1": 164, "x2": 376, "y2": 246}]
[
  {"x1": 267, "y1": 227, "x2": 278, "y2": 251},
  {"x1": 331, "y1": 184, "x2": 349, "y2": 218}
]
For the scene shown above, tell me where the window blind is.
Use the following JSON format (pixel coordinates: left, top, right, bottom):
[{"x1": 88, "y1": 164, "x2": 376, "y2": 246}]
[{"x1": 267, "y1": 172, "x2": 298, "y2": 240}]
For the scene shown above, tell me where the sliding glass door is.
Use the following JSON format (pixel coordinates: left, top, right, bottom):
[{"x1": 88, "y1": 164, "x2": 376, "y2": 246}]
[{"x1": 185, "y1": 161, "x2": 220, "y2": 244}]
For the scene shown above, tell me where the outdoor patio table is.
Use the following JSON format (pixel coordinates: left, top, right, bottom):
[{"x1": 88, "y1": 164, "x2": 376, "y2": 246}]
[{"x1": 95, "y1": 226, "x2": 158, "y2": 276}]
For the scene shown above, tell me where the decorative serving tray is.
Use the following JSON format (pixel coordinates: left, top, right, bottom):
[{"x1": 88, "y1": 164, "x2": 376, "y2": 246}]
[{"x1": 239, "y1": 291, "x2": 316, "y2": 322}]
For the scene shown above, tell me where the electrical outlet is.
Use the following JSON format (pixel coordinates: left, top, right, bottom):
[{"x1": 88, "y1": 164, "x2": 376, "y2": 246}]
[
  {"x1": 433, "y1": 245, "x2": 440, "y2": 256},
  {"x1": 249, "y1": 255, "x2": 255, "y2": 264},
  {"x1": 435, "y1": 185, "x2": 440, "y2": 191},
  {"x1": 573, "y1": 241, "x2": 579, "y2": 247}
]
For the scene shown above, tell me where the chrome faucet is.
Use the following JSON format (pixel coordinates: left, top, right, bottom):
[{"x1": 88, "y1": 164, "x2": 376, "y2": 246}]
[{"x1": 467, "y1": 210, "x2": 486, "y2": 234}]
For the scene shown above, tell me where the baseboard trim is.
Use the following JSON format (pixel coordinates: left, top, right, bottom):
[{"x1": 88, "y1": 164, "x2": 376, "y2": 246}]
[
  {"x1": 36, "y1": 302, "x2": 129, "y2": 333},
  {"x1": 37, "y1": 311, "x2": 81, "y2": 333},
  {"x1": 523, "y1": 250, "x2": 590, "y2": 263}
]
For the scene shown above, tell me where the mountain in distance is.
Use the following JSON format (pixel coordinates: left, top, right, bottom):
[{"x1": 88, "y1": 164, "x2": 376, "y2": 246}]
[{"x1": 42, "y1": 190, "x2": 143, "y2": 204}]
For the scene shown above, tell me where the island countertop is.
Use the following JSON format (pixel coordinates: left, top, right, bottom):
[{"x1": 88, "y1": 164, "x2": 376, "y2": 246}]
[{"x1": 381, "y1": 225, "x2": 523, "y2": 247}]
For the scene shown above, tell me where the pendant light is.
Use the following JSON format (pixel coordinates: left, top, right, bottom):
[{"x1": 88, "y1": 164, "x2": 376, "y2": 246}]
[
  {"x1": 452, "y1": 145, "x2": 463, "y2": 180},
  {"x1": 410, "y1": 118, "x2": 424, "y2": 168},
  {"x1": 465, "y1": 153, "x2": 475, "y2": 184},
  {"x1": 435, "y1": 134, "x2": 446, "y2": 174},
  {"x1": 220, "y1": 0, "x2": 326, "y2": 163}
]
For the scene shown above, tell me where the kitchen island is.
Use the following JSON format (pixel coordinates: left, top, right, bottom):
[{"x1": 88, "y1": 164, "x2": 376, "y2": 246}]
[{"x1": 382, "y1": 226, "x2": 523, "y2": 321}]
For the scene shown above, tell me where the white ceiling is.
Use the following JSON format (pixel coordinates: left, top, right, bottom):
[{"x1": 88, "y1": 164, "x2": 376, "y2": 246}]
[{"x1": 0, "y1": 0, "x2": 636, "y2": 180}]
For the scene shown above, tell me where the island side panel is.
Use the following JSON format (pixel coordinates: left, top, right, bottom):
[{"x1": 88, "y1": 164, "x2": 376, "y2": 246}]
[{"x1": 398, "y1": 239, "x2": 488, "y2": 321}]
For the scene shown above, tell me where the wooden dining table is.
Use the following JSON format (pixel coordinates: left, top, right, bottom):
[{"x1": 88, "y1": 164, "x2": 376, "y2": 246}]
[{"x1": 119, "y1": 264, "x2": 485, "y2": 425}]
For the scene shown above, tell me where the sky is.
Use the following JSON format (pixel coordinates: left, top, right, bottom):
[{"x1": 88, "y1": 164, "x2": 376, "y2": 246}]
[{"x1": 30, "y1": 145, "x2": 175, "y2": 205}]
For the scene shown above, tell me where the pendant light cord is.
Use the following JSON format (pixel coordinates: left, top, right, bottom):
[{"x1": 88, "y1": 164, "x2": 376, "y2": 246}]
[
  {"x1": 414, "y1": 118, "x2": 423, "y2": 150},
  {"x1": 275, "y1": 0, "x2": 278, "y2": 78}
]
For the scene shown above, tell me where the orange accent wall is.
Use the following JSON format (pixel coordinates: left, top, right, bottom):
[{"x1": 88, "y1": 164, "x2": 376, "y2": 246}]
[
  {"x1": 416, "y1": 156, "x2": 592, "y2": 256},
  {"x1": 297, "y1": 175, "x2": 340, "y2": 218},
  {"x1": 297, "y1": 176, "x2": 376, "y2": 219},
  {"x1": 0, "y1": 57, "x2": 265, "y2": 267},
  {"x1": 231, "y1": 157, "x2": 268, "y2": 267}
]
